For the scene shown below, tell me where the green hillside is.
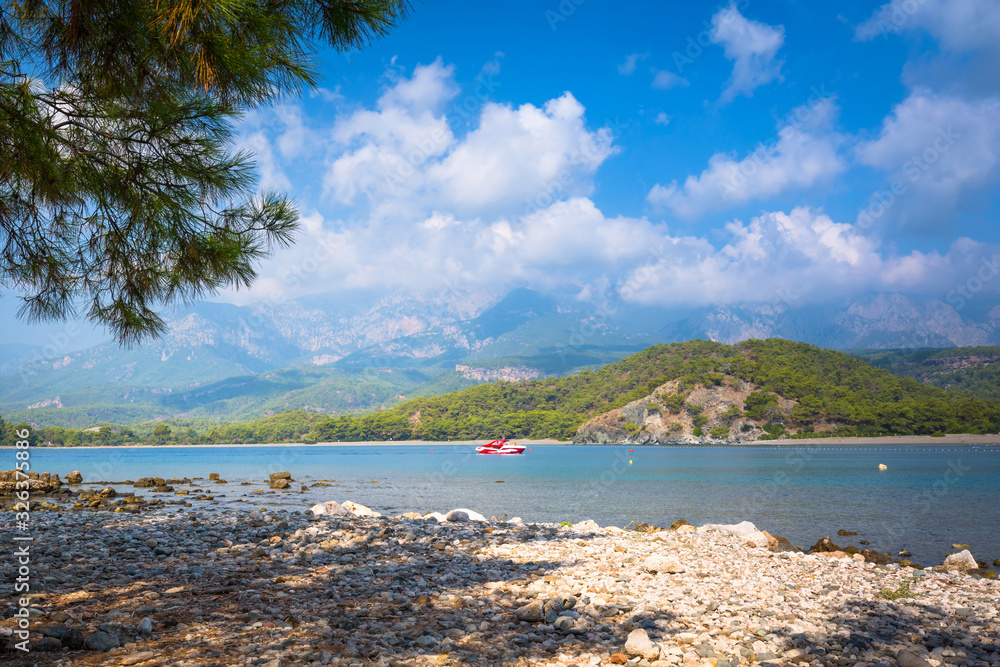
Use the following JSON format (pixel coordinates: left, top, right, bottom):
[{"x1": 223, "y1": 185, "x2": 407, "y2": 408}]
[
  {"x1": 12, "y1": 339, "x2": 1000, "y2": 446},
  {"x1": 304, "y1": 339, "x2": 1000, "y2": 442},
  {"x1": 852, "y1": 347, "x2": 1000, "y2": 401}
]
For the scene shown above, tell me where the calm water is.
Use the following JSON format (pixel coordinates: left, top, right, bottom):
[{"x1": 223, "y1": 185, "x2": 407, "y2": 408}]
[{"x1": 24, "y1": 443, "x2": 1000, "y2": 569}]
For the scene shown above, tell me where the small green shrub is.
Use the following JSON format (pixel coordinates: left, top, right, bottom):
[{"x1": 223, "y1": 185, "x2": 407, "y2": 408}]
[
  {"x1": 693, "y1": 415, "x2": 708, "y2": 427},
  {"x1": 692, "y1": 427, "x2": 704, "y2": 437},
  {"x1": 710, "y1": 425, "x2": 730, "y2": 439}
]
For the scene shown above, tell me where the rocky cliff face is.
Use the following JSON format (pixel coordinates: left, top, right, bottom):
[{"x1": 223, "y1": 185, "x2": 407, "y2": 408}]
[{"x1": 573, "y1": 377, "x2": 801, "y2": 445}]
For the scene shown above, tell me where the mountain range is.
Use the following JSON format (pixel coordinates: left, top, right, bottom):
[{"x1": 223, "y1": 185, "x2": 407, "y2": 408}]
[{"x1": 2, "y1": 288, "x2": 998, "y2": 427}]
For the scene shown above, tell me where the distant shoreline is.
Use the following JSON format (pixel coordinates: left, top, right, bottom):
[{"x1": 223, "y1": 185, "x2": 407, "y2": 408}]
[{"x1": 4, "y1": 434, "x2": 999, "y2": 449}]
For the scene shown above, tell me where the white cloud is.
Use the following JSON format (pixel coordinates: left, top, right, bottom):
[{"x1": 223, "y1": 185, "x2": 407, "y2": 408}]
[
  {"x1": 618, "y1": 207, "x2": 994, "y2": 307},
  {"x1": 618, "y1": 52, "x2": 648, "y2": 76},
  {"x1": 710, "y1": 3, "x2": 785, "y2": 102},
  {"x1": 651, "y1": 70, "x2": 689, "y2": 90},
  {"x1": 854, "y1": 90, "x2": 1000, "y2": 229},
  {"x1": 225, "y1": 59, "x2": 997, "y2": 315},
  {"x1": 655, "y1": 112, "x2": 671, "y2": 126},
  {"x1": 856, "y1": 0, "x2": 1000, "y2": 51},
  {"x1": 648, "y1": 98, "x2": 846, "y2": 219}
]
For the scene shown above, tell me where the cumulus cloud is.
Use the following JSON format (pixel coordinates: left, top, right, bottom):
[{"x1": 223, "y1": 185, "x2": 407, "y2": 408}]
[
  {"x1": 647, "y1": 98, "x2": 846, "y2": 219},
  {"x1": 710, "y1": 3, "x2": 785, "y2": 102},
  {"x1": 224, "y1": 58, "x2": 997, "y2": 315},
  {"x1": 618, "y1": 207, "x2": 997, "y2": 307},
  {"x1": 854, "y1": 90, "x2": 1000, "y2": 230}
]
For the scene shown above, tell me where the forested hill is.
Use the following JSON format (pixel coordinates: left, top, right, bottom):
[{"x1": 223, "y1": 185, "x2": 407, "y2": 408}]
[
  {"x1": 10, "y1": 339, "x2": 999, "y2": 446},
  {"x1": 851, "y1": 347, "x2": 1000, "y2": 401},
  {"x1": 306, "y1": 339, "x2": 999, "y2": 443}
]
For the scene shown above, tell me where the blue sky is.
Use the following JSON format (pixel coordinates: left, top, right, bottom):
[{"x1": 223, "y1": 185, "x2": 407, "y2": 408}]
[{"x1": 5, "y1": 0, "x2": 1000, "y2": 346}]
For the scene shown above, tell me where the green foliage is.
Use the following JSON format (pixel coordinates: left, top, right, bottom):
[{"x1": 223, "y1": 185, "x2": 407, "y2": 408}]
[
  {"x1": 661, "y1": 394, "x2": 686, "y2": 414},
  {"x1": 743, "y1": 391, "x2": 779, "y2": 422},
  {"x1": 718, "y1": 405, "x2": 742, "y2": 425},
  {"x1": 685, "y1": 402, "x2": 704, "y2": 415},
  {"x1": 2, "y1": 0, "x2": 409, "y2": 344},
  {"x1": 710, "y1": 425, "x2": 730, "y2": 440},
  {"x1": 692, "y1": 415, "x2": 708, "y2": 427},
  {"x1": 692, "y1": 427, "x2": 704, "y2": 437},
  {"x1": 851, "y1": 347, "x2": 1000, "y2": 401}
]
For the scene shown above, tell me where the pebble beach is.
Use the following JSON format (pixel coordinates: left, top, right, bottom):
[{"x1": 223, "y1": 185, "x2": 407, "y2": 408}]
[{"x1": 2, "y1": 487, "x2": 999, "y2": 667}]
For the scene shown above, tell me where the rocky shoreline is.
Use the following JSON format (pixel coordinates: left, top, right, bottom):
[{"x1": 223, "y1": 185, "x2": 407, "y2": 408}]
[{"x1": 2, "y1": 473, "x2": 999, "y2": 667}]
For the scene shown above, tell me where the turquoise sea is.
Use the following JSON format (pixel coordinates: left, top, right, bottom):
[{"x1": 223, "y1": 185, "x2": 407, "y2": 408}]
[{"x1": 23, "y1": 443, "x2": 1000, "y2": 569}]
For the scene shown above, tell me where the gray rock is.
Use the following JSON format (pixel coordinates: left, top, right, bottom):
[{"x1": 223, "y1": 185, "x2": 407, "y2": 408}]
[
  {"x1": 36, "y1": 636, "x2": 62, "y2": 651},
  {"x1": 84, "y1": 631, "x2": 120, "y2": 651},
  {"x1": 137, "y1": 617, "x2": 153, "y2": 635},
  {"x1": 515, "y1": 601, "x2": 544, "y2": 622},
  {"x1": 897, "y1": 650, "x2": 933, "y2": 667},
  {"x1": 624, "y1": 628, "x2": 660, "y2": 660},
  {"x1": 553, "y1": 616, "x2": 575, "y2": 632},
  {"x1": 145, "y1": 538, "x2": 158, "y2": 549},
  {"x1": 695, "y1": 643, "x2": 715, "y2": 658}
]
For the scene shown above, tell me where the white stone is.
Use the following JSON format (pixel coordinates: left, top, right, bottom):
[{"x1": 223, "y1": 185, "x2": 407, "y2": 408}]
[
  {"x1": 342, "y1": 501, "x2": 381, "y2": 518},
  {"x1": 698, "y1": 520, "x2": 770, "y2": 547},
  {"x1": 942, "y1": 549, "x2": 978, "y2": 572},
  {"x1": 643, "y1": 554, "x2": 684, "y2": 574},
  {"x1": 624, "y1": 628, "x2": 660, "y2": 660},
  {"x1": 310, "y1": 500, "x2": 349, "y2": 516}
]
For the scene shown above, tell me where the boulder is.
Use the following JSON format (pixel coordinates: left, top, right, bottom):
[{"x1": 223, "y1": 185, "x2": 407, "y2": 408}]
[
  {"x1": 942, "y1": 549, "x2": 978, "y2": 572},
  {"x1": 208, "y1": 473, "x2": 220, "y2": 481},
  {"x1": 445, "y1": 508, "x2": 486, "y2": 522},
  {"x1": 837, "y1": 529, "x2": 859, "y2": 536},
  {"x1": 675, "y1": 523, "x2": 696, "y2": 534},
  {"x1": 699, "y1": 521, "x2": 770, "y2": 547},
  {"x1": 66, "y1": 471, "x2": 83, "y2": 484},
  {"x1": 810, "y1": 536, "x2": 842, "y2": 553},
  {"x1": 515, "y1": 601, "x2": 544, "y2": 622},
  {"x1": 861, "y1": 549, "x2": 890, "y2": 565},
  {"x1": 643, "y1": 553, "x2": 684, "y2": 574},
  {"x1": 669, "y1": 519, "x2": 692, "y2": 530},
  {"x1": 133, "y1": 477, "x2": 166, "y2": 488},
  {"x1": 269, "y1": 471, "x2": 292, "y2": 481},
  {"x1": 423, "y1": 512, "x2": 448, "y2": 522},
  {"x1": 310, "y1": 501, "x2": 349, "y2": 516},
  {"x1": 624, "y1": 628, "x2": 660, "y2": 661},
  {"x1": 84, "y1": 631, "x2": 120, "y2": 651},
  {"x1": 269, "y1": 478, "x2": 290, "y2": 490}
]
